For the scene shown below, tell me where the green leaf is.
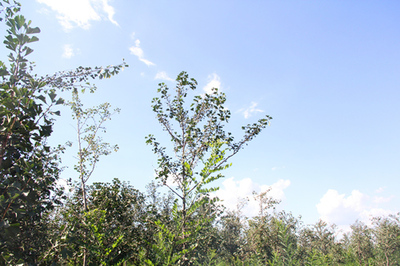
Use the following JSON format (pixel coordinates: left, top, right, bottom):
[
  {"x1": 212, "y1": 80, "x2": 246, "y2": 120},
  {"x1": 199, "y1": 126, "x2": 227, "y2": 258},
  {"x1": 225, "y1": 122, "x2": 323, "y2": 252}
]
[
  {"x1": 26, "y1": 26, "x2": 40, "y2": 34},
  {"x1": 37, "y1": 94, "x2": 46, "y2": 103},
  {"x1": 24, "y1": 47, "x2": 33, "y2": 56},
  {"x1": 27, "y1": 35, "x2": 39, "y2": 43},
  {"x1": 56, "y1": 98, "x2": 64, "y2": 105},
  {"x1": 48, "y1": 90, "x2": 56, "y2": 102},
  {"x1": 0, "y1": 68, "x2": 9, "y2": 76},
  {"x1": 14, "y1": 15, "x2": 25, "y2": 30}
]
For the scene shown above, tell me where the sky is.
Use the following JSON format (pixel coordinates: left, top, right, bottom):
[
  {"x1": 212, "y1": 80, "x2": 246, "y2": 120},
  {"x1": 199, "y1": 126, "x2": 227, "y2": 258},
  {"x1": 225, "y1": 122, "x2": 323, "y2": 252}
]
[{"x1": 11, "y1": 0, "x2": 400, "y2": 231}]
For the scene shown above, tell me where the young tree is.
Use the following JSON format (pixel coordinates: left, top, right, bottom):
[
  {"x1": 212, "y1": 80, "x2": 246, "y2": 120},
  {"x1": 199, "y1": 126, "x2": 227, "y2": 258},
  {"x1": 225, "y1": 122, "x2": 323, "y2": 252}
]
[
  {"x1": 146, "y1": 71, "x2": 271, "y2": 264},
  {"x1": 245, "y1": 191, "x2": 299, "y2": 265},
  {"x1": 64, "y1": 85, "x2": 120, "y2": 265},
  {"x1": 297, "y1": 220, "x2": 344, "y2": 265},
  {"x1": 69, "y1": 88, "x2": 119, "y2": 211}
]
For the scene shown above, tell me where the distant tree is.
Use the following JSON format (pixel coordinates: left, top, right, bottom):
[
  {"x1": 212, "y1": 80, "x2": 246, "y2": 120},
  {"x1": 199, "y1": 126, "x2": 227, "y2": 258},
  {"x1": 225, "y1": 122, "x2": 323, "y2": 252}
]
[
  {"x1": 245, "y1": 190, "x2": 281, "y2": 263},
  {"x1": 245, "y1": 190, "x2": 299, "y2": 265},
  {"x1": 297, "y1": 220, "x2": 347, "y2": 265},
  {"x1": 146, "y1": 71, "x2": 271, "y2": 264},
  {"x1": 372, "y1": 213, "x2": 400, "y2": 266},
  {"x1": 348, "y1": 220, "x2": 374, "y2": 265},
  {"x1": 299, "y1": 220, "x2": 335, "y2": 255},
  {"x1": 218, "y1": 208, "x2": 247, "y2": 262}
]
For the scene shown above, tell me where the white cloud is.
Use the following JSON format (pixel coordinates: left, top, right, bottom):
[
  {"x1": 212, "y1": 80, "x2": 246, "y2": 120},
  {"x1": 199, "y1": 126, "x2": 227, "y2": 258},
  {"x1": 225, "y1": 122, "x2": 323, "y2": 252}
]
[
  {"x1": 62, "y1": 44, "x2": 74, "y2": 58},
  {"x1": 317, "y1": 189, "x2": 396, "y2": 226},
  {"x1": 99, "y1": 0, "x2": 118, "y2": 26},
  {"x1": 203, "y1": 73, "x2": 221, "y2": 94},
  {"x1": 360, "y1": 208, "x2": 394, "y2": 225},
  {"x1": 129, "y1": 39, "x2": 155, "y2": 66},
  {"x1": 155, "y1": 71, "x2": 174, "y2": 82},
  {"x1": 165, "y1": 175, "x2": 180, "y2": 188},
  {"x1": 373, "y1": 195, "x2": 394, "y2": 204},
  {"x1": 37, "y1": 0, "x2": 118, "y2": 30},
  {"x1": 266, "y1": 179, "x2": 291, "y2": 202},
  {"x1": 215, "y1": 177, "x2": 290, "y2": 217},
  {"x1": 317, "y1": 189, "x2": 365, "y2": 225},
  {"x1": 239, "y1": 102, "x2": 264, "y2": 119}
]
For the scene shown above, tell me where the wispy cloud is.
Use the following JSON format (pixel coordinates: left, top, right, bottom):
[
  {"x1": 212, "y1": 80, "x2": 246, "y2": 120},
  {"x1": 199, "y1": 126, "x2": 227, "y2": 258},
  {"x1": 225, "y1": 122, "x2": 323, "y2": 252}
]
[
  {"x1": 129, "y1": 38, "x2": 155, "y2": 66},
  {"x1": 62, "y1": 44, "x2": 74, "y2": 58},
  {"x1": 214, "y1": 177, "x2": 291, "y2": 217},
  {"x1": 37, "y1": 0, "x2": 118, "y2": 30},
  {"x1": 100, "y1": 0, "x2": 118, "y2": 26},
  {"x1": 239, "y1": 102, "x2": 264, "y2": 119},
  {"x1": 317, "y1": 189, "x2": 396, "y2": 226},
  {"x1": 155, "y1": 71, "x2": 174, "y2": 82},
  {"x1": 203, "y1": 73, "x2": 221, "y2": 94},
  {"x1": 373, "y1": 195, "x2": 395, "y2": 204}
]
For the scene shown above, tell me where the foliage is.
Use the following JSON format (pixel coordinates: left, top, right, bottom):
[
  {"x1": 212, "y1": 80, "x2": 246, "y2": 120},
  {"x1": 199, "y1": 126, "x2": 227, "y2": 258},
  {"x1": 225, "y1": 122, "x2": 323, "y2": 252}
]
[
  {"x1": 348, "y1": 220, "x2": 374, "y2": 265},
  {"x1": 218, "y1": 210, "x2": 246, "y2": 262},
  {"x1": 87, "y1": 179, "x2": 149, "y2": 265},
  {"x1": 372, "y1": 213, "x2": 400, "y2": 266},
  {"x1": 0, "y1": 0, "x2": 126, "y2": 263},
  {"x1": 246, "y1": 211, "x2": 300, "y2": 264},
  {"x1": 84, "y1": 208, "x2": 124, "y2": 265},
  {"x1": 45, "y1": 179, "x2": 149, "y2": 265},
  {"x1": 0, "y1": 7, "x2": 64, "y2": 264},
  {"x1": 0, "y1": 0, "x2": 20, "y2": 22}
]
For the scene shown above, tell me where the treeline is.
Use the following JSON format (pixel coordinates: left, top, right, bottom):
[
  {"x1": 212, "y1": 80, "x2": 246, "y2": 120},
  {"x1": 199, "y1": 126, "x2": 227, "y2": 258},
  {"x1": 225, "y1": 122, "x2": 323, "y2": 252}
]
[
  {"x1": 1, "y1": 1, "x2": 399, "y2": 265},
  {"x1": 16, "y1": 178, "x2": 400, "y2": 265}
]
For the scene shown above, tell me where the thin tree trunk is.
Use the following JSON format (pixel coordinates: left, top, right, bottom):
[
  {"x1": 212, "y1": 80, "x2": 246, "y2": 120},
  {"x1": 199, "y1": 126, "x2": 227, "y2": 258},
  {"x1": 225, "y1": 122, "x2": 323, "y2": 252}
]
[{"x1": 78, "y1": 118, "x2": 88, "y2": 266}]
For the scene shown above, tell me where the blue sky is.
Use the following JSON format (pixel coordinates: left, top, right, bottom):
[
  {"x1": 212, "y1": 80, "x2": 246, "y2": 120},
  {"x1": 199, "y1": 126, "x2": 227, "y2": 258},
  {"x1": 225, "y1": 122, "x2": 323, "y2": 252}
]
[{"x1": 15, "y1": 0, "x2": 400, "y2": 229}]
